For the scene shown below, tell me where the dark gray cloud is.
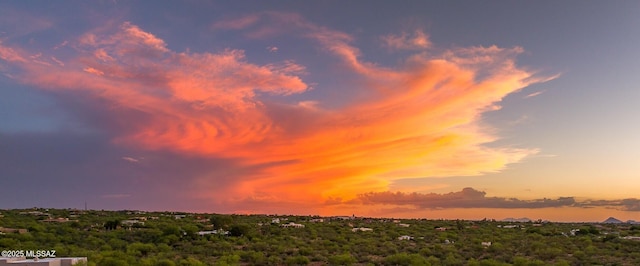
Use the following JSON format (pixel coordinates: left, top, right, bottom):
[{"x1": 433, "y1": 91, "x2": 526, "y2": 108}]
[
  {"x1": 577, "y1": 199, "x2": 640, "y2": 212},
  {"x1": 0, "y1": 130, "x2": 250, "y2": 211},
  {"x1": 351, "y1": 188, "x2": 640, "y2": 211},
  {"x1": 352, "y1": 187, "x2": 576, "y2": 209}
]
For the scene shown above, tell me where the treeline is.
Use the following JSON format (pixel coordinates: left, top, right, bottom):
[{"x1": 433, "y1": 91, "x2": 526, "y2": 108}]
[{"x1": 1, "y1": 208, "x2": 639, "y2": 265}]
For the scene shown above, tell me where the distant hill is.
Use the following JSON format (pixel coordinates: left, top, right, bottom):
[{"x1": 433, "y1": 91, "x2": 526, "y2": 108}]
[
  {"x1": 602, "y1": 217, "x2": 623, "y2": 224},
  {"x1": 502, "y1": 217, "x2": 531, "y2": 223}
]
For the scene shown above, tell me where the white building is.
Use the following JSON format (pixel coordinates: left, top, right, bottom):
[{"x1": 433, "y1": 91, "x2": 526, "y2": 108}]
[
  {"x1": 351, "y1": 227, "x2": 373, "y2": 232},
  {"x1": 281, "y1": 222, "x2": 305, "y2": 228},
  {"x1": 398, "y1": 223, "x2": 410, "y2": 227},
  {"x1": 481, "y1": 241, "x2": 492, "y2": 247},
  {"x1": 198, "y1": 229, "x2": 229, "y2": 236},
  {"x1": 570, "y1": 229, "x2": 580, "y2": 236},
  {"x1": 0, "y1": 257, "x2": 87, "y2": 266},
  {"x1": 499, "y1": 225, "x2": 518, "y2": 229},
  {"x1": 121, "y1": 220, "x2": 145, "y2": 227},
  {"x1": 398, "y1": 235, "x2": 414, "y2": 240}
]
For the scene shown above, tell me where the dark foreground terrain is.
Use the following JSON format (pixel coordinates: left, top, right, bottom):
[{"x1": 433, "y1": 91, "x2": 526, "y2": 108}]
[{"x1": 1, "y1": 208, "x2": 639, "y2": 265}]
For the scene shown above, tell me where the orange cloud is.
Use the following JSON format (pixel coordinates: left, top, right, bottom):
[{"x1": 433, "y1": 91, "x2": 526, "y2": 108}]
[{"x1": 0, "y1": 15, "x2": 553, "y2": 214}]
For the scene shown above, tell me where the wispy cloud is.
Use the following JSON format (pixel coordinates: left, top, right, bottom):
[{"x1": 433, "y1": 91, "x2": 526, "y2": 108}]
[
  {"x1": 211, "y1": 14, "x2": 261, "y2": 30},
  {"x1": 0, "y1": 42, "x2": 27, "y2": 62},
  {"x1": 578, "y1": 199, "x2": 640, "y2": 212},
  {"x1": 524, "y1": 90, "x2": 545, "y2": 98},
  {"x1": 381, "y1": 30, "x2": 431, "y2": 50},
  {"x1": 50, "y1": 56, "x2": 64, "y2": 66},
  {"x1": 0, "y1": 14, "x2": 556, "y2": 213},
  {"x1": 122, "y1": 156, "x2": 140, "y2": 163}
]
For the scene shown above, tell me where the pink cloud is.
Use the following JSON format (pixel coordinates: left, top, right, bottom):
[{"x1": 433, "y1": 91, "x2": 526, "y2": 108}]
[
  {"x1": 122, "y1": 157, "x2": 140, "y2": 163},
  {"x1": 0, "y1": 43, "x2": 27, "y2": 62},
  {"x1": 50, "y1": 56, "x2": 64, "y2": 66},
  {"x1": 524, "y1": 90, "x2": 545, "y2": 98}
]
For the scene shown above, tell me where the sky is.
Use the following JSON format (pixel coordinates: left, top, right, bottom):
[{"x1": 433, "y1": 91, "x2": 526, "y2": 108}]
[{"x1": 1, "y1": 1, "x2": 639, "y2": 222}]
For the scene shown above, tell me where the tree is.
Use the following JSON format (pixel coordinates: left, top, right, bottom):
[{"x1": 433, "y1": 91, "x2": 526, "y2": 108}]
[
  {"x1": 229, "y1": 224, "x2": 250, "y2": 237},
  {"x1": 210, "y1": 215, "x2": 233, "y2": 229},
  {"x1": 104, "y1": 220, "x2": 120, "y2": 231}
]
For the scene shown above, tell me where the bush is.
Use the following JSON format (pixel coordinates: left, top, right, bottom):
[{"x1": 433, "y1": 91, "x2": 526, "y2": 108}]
[
  {"x1": 328, "y1": 253, "x2": 357, "y2": 265},
  {"x1": 383, "y1": 253, "x2": 428, "y2": 265},
  {"x1": 285, "y1": 255, "x2": 310, "y2": 265}
]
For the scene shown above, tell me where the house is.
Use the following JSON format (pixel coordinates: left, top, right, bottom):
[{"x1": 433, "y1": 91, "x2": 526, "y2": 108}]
[
  {"x1": 570, "y1": 229, "x2": 580, "y2": 236},
  {"x1": 271, "y1": 218, "x2": 281, "y2": 224},
  {"x1": 621, "y1": 236, "x2": 640, "y2": 240},
  {"x1": 499, "y1": 225, "x2": 518, "y2": 229},
  {"x1": 198, "y1": 230, "x2": 216, "y2": 236},
  {"x1": 352, "y1": 227, "x2": 373, "y2": 232},
  {"x1": 121, "y1": 220, "x2": 145, "y2": 227},
  {"x1": 481, "y1": 241, "x2": 492, "y2": 247},
  {"x1": 398, "y1": 223, "x2": 410, "y2": 227},
  {"x1": 0, "y1": 227, "x2": 28, "y2": 234},
  {"x1": 435, "y1": 227, "x2": 447, "y2": 231},
  {"x1": 310, "y1": 218, "x2": 324, "y2": 223},
  {"x1": 41, "y1": 217, "x2": 77, "y2": 223},
  {"x1": 198, "y1": 229, "x2": 229, "y2": 236},
  {"x1": 19, "y1": 211, "x2": 48, "y2": 216},
  {"x1": 0, "y1": 257, "x2": 87, "y2": 266},
  {"x1": 398, "y1": 235, "x2": 414, "y2": 240},
  {"x1": 281, "y1": 222, "x2": 305, "y2": 228}
]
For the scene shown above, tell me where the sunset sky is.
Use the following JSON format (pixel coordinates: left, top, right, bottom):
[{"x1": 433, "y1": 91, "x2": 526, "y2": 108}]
[{"x1": 1, "y1": 1, "x2": 639, "y2": 222}]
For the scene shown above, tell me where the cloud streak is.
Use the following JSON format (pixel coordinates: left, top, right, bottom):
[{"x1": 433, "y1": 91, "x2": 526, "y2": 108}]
[{"x1": 0, "y1": 13, "x2": 554, "y2": 213}]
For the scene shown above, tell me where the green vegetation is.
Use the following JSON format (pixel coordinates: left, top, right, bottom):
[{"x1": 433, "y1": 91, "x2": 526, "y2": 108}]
[{"x1": 1, "y1": 208, "x2": 639, "y2": 265}]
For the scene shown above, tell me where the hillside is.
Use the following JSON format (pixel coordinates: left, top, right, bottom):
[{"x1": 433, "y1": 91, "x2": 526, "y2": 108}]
[{"x1": 1, "y1": 208, "x2": 640, "y2": 265}]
